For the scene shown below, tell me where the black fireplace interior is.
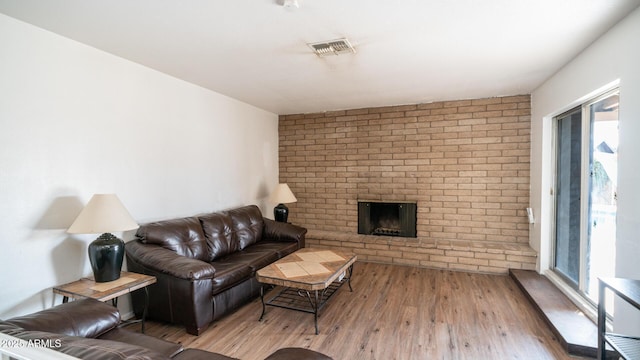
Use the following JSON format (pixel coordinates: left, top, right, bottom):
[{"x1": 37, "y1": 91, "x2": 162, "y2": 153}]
[{"x1": 358, "y1": 201, "x2": 417, "y2": 238}]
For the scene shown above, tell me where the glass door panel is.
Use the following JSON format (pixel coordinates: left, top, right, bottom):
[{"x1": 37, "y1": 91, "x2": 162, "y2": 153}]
[
  {"x1": 552, "y1": 90, "x2": 618, "y2": 310},
  {"x1": 554, "y1": 108, "x2": 582, "y2": 287},
  {"x1": 586, "y1": 93, "x2": 618, "y2": 301}
]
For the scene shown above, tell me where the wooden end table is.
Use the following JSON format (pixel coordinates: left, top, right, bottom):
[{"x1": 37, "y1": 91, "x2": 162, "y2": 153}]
[{"x1": 53, "y1": 271, "x2": 156, "y2": 333}]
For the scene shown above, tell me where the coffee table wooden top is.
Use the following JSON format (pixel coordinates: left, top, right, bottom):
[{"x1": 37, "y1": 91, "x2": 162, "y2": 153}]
[
  {"x1": 53, "y1": 271, "x2": 156, "y2": 302},
  {"x1": 256, "y1": 248, "x2": 356, "y2": 291}
]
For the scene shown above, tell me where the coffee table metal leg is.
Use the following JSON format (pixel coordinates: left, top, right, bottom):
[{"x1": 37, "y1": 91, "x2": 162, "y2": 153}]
[
  {"x1": 314, "y1": 290, "x2": 319, "y2": 335},
  {"x1": 347, "y1": 264, "x2": 354, "y2": 292},
  {"x1": 259, "y1": 285, "x2": 266, "y2": 321},
  {"x1": 303, "y1": 290, "x2": 320, "y2": 335}
]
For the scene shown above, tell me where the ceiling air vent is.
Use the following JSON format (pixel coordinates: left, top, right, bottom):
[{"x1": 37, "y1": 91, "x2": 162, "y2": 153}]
[{"x1": 308, "y1": 38, "x2": 356, "y2": 57}]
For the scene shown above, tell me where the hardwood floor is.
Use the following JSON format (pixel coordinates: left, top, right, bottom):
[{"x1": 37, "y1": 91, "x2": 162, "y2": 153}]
[{"x1": 129, "y1": 262, "x2": 591, "y2": 359}]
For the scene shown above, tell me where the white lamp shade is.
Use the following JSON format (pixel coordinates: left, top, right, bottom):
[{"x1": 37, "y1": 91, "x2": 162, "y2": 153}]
[
  {"x1": 67, "y1": 194, "x2": 139, "y2": 234},
  {"x1": 269, "y1": 184, "x2": 297, "y2": 204}
]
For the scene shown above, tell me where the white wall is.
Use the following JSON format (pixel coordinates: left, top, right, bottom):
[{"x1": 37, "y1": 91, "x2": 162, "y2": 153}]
[
  {"x1": 0, "y1": 14, "x2": 279, "y2": 319},
  {"x1": 530, "y1": 7, "x2": 640, "y2": 334}
]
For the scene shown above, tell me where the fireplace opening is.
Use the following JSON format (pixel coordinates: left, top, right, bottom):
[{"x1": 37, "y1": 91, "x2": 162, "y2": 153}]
[{"x1": 358, "y1": 201, "x2": 417, "y2": 238}]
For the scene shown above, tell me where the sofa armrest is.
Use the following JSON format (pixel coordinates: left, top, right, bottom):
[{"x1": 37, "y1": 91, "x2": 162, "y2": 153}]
[
  {"x1": 125, "y1": 241, "x2": 215, "y2": 335},
  {"x1": 263, "y1": 218, "x2": 307, "y2": 248},
  {"x1": 126, "y1": 241, "x2": 215, "y2": 280},
  {"x1": 5, "y1": 299, "x2": 119, "y2": 338}
]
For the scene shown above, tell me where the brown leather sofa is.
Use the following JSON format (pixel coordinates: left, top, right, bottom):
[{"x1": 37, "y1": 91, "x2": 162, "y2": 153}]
[
  {"x1": 0, "y1": 298, "x2": 332, "y2": 360},
  {"x1": 125, "y1": 205, "x2": 307, "y2": 335}
]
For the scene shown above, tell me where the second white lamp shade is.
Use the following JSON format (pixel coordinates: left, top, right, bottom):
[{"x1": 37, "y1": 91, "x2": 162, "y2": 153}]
[{"x1": 269, "y1": 184, "x2": 297, "y2": 204}]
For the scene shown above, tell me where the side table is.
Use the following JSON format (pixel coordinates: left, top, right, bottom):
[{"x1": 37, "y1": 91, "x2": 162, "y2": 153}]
[
  {"x1": 598, "y1": 277, "x2": 640, "y2": 360},
  {"x1": 53, "y1": 271, "x2": 156, "y2": 333}
]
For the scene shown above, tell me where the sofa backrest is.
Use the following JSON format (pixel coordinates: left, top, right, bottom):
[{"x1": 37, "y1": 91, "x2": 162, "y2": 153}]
[
  {"x1": 198, "y1": 212, "x2": 237, "y2": 262},
  {"x1": 136, "y1": 216, "x2": 208, "y2": 261},
  {"x1": 136, "y1": 205, "x2": 266, "y2": 262},
  {"x1": 224, "y1": 205, "x2": 264, "y2": 250}
]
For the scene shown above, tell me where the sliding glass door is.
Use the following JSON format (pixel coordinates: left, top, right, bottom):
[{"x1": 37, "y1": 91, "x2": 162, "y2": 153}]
[
  {"x1": 553, "y1": 90, "x2": 619, "y2": 303},
  {"x1": 554, "y1": 108, "x2": 582, "y2": 287},
  {"x1": 586, "y1": 92, "x2": 618, "y2": 299}
]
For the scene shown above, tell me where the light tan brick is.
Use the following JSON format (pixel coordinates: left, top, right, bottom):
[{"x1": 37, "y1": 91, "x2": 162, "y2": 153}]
[
  {"x1": 449, "y1": 263, "x2": 479, "y2": 272},
  {"x1": 446, "y1": 250, "x2": 475, "y2": 258},
  {"x1": 459, "y1": 257, "x2": 490, "y2": 266},
  {"x1": 394, "y1": 258, "x2": 421, "y2": 266},
  {"x1": 281, "y1": 95, "x2": 532, "y2": 273},
  {"x1": 420, "y1": 260, "x2": 449, "y2": 269}
]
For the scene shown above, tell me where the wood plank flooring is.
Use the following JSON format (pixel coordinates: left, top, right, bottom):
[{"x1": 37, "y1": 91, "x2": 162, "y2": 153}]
[{"x1": 128, "y1": 262, "x2": 591, "y2": 360}]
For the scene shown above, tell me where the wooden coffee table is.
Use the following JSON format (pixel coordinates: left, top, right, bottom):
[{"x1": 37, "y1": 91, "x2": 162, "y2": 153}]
[{"x1": 256, "y1": 248, "x2": 356, "y2": 334}]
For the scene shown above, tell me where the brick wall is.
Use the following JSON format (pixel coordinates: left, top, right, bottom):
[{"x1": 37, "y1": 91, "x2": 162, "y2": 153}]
[{"x1": 278, "y1": 95, "x2": 536, "y2": 273}]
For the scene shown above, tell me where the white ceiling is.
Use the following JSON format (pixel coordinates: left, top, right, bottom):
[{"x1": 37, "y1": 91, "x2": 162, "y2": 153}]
[{"x1": 1, "y1": 0, "x2": 639, "y2": 115}]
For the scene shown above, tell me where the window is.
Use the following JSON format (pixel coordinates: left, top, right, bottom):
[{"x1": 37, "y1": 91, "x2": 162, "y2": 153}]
[{"x1": 552, "y1": 89, "x2": 619, "y2": 304}]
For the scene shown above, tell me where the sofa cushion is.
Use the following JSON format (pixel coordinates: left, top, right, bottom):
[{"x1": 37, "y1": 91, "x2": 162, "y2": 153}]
[
  {"x1": 5, "y1": 299, "x2": 119, "y2": 338},
  {"x1": 225, "y1": 205, "x2": 264, "y2": 250},
  {"x1": 137, "y1": 216, "x2": 208, "y2": 261},
  {"x1": 210, "y1": 260, "x2": 253, "y2": 295},
  {"x1": 199, "y1": 212, "x2": 238, "y2": 262},
  {"x1": 225, "y1": 248, "x2": 279, "y2": 273},
  {"x1": 249, "y1": 241, "x2": 299, "y2": 258},
  {"x1": 98, "y1": 328, "x2": 183, "y2": 358}
]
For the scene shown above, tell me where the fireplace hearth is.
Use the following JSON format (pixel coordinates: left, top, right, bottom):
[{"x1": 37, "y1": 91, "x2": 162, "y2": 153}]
[{"x1": 357, "y1": 201, "x2": 417, "y2": 238}]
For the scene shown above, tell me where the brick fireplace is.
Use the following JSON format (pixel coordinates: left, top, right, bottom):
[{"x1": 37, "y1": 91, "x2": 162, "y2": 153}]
[
  {"x1": 357, "y1": 201, "x2": 417, "y2": 238},
  {"x1": 278, "y1": 95, "x2": 537, "y2": 274}
]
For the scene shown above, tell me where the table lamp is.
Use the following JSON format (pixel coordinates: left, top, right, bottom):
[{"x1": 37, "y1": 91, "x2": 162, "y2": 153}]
[
  {"x1": 269, "y1": 183, "x2": 297, "y2": 223},
  {"x1": 67, "y1": 194, "x2": 139, "y2": 282}
]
